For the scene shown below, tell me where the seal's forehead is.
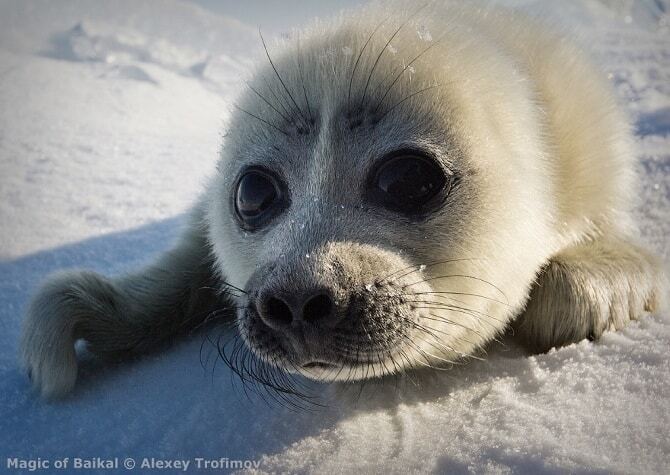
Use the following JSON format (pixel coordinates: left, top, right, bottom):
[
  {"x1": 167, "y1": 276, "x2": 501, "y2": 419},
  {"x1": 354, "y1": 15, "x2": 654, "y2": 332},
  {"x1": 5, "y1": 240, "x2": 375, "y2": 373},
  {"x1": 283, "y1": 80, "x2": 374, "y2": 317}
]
[
  {"x1": 235, "y1": 14, "x2": 450, "y2": 128},
  {"x1": 221, "y1": 10, "x2": 464, "y2": 176}
]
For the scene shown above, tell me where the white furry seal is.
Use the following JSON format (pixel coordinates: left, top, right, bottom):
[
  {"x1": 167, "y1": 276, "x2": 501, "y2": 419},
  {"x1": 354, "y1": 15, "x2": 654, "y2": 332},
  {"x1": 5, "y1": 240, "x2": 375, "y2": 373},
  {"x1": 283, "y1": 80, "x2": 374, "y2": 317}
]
[{"x1": 21, "y1": 1, "x2": 666, "y2": 399}]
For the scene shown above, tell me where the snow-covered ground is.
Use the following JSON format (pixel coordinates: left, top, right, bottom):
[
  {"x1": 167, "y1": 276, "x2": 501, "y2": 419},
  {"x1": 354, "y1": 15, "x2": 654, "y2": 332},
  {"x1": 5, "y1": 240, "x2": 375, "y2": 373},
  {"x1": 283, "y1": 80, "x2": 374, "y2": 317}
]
[{"x1": 0, "y1": 0, "x2": 668, "y2": 473}]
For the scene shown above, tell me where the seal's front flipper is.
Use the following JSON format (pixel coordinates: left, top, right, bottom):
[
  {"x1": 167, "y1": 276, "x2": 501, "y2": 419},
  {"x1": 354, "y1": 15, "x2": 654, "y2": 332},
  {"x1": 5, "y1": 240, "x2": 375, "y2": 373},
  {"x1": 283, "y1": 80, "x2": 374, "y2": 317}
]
[
  {"x1": 515, "y1": 236, "x2": 666, "y2": 353},
  {"x1": 20, "y1": 205, "x2": 231, "y2": 399}
]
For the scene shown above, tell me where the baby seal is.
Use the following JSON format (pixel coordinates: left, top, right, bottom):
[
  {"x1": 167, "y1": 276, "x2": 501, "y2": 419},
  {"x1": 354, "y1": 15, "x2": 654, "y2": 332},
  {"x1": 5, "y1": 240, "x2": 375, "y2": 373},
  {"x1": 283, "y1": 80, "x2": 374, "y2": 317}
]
[{"x1": 21, "y1": 1, "x2": 666, "y2": 398}]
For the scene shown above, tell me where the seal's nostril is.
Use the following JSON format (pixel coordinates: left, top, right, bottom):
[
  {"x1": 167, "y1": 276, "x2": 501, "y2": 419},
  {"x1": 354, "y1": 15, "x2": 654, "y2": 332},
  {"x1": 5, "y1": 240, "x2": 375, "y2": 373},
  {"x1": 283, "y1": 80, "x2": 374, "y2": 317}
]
[
  {"x1": 303, "y1": 293, "x2": 333, "y2": 322},
  {"x1": 263, "y1": 297, "x2": 293, "y2": 325}
]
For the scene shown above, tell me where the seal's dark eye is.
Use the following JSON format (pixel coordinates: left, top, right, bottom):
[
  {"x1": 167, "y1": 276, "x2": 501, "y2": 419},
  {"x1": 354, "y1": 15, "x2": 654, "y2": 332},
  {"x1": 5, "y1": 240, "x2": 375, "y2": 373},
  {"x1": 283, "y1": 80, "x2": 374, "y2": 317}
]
[
  {"x1": 370, "y1": 153, "x2": 451, "y2": 213},
  {"x1": 234, "y1": 169, "x2": 284, "y2": 229}
]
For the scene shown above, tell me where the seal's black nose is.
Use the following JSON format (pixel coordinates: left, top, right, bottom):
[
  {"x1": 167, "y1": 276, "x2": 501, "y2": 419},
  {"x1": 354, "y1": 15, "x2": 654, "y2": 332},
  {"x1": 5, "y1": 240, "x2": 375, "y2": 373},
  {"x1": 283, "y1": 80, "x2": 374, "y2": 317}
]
[
  {"x1": 302, "y1": 294, "x2": 333, "y2": 323},
  {"x1": 259, "y1": 292, "x2": 335, "y2": 328}
]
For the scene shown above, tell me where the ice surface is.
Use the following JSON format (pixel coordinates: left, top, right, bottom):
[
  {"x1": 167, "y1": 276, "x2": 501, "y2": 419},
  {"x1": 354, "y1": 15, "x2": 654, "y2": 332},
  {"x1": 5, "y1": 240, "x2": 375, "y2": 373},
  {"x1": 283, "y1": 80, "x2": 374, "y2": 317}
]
[{"x1": 0, "y1": 1, "x2": 668, "y2": 474}]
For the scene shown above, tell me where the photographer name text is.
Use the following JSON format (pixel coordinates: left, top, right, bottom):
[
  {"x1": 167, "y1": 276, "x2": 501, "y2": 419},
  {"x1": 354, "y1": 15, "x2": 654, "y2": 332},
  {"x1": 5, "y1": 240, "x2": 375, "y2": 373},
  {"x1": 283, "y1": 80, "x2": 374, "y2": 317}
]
[{"x1": 7, "y1": 457, "x2": 262, "y2": 472}]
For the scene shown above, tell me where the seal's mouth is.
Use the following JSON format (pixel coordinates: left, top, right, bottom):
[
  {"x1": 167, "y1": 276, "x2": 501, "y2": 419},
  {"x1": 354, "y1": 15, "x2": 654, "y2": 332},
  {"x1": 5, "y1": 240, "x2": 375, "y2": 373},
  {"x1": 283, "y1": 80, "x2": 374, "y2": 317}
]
[{"x1": 301, "y1": 361, "x2": 336, "y2": 370}]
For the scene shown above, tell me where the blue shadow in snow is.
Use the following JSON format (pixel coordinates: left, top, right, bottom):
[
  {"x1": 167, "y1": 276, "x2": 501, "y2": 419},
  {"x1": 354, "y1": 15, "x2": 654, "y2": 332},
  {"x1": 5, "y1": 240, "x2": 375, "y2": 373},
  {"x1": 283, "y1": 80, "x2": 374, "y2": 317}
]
[{"x1": 636, "y1": 107, "x2": 670, "y2": 137}]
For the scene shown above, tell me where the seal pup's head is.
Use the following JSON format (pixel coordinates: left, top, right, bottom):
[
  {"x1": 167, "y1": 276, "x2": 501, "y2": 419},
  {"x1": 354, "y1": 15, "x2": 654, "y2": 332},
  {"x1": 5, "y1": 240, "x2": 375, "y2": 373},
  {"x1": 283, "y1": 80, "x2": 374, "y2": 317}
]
[{"x1": 205, "y1": 5, "x2": 556, "y2": 386}]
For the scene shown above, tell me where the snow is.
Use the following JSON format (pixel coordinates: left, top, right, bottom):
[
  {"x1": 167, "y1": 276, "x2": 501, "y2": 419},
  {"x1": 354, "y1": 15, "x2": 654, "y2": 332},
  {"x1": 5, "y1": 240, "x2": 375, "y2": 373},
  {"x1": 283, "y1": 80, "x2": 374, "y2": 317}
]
[{"x1": 0, "y1": 0, "x2": 668, "y2": 473}]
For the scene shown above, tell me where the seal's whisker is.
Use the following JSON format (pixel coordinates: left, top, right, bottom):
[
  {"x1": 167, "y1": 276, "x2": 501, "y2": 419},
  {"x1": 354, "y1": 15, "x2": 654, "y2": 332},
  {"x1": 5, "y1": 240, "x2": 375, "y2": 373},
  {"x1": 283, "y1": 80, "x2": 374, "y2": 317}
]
[
  {"x1": 409, "y1": 306, "x2": 502, "y2": 333},
  {"x1": 403, "y1": 274, "x2": 508, "y2": 302},
  {"x1": 376, "y1": 83, "x2": 442, "y2": 122},
  {"x1": 403, "y1": 319, "x2": 464, "y2": 357},
  {"x1": 424, "y1": 313, "x2": 486, "y2": 340},
  {"x1": 259, "y1": 29, "x2": 310, "y2": 128},
  {"x1": 246, "y1": 81, "x2": 293, "y2": 124},
  {"x1": 401, "y1": 290, "x2": 511, "y2": 307},
  {"x1": 413, "y1": 313, "x2": 484, "y2": 347},
  {"x1": 191, "y1": 308, "x2": 236, "y2": 333},
  {"x1": 233, "y1": 104, "x2": 289, "y2": 137},
  {"x1": 296, "y1": 36, "x2": 314, "y2": 124},
  {"x1": 220, "y1": 281, "x2": 248, "y2": 295},
  {"x1": 381, "y1": 257, "x2": 480, "y2": 283},
  {"x1": 358, "y1": 3, "x2": 429, "y2": 109},
  {"x1": 261, "y1": 75, "x2": 299, "y2": 126},
  {"x1": 372, "y1": 32, "x2": 447, "y2": 114},
  {"x1": 400, "y1": 336, "x2": 458, "y2": 370},
  {"x1": 210, "y1": 322, "x2": 319, "y2": 410},
  {"x1": 347, "y1": 14, "x2": 390, "y2": 109},
  {"x1": 411, "y1": 301, "x2": 507, "y2": 325}
]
